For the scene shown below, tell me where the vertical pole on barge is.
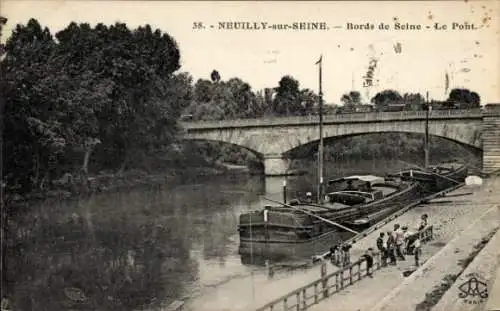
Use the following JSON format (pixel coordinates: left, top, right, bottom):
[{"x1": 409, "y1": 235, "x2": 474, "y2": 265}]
[
  {"x1": 283, "y1": 180, "x2": 287, "y2": 204},
  {"x1": 316, "y1": 55, "x2": 324, "y2": 204},
  {"x1": 263, "y1": 207, "x2": 270, "y2": 267},
  {"x1": 424, "y1": 92, "x2": 430, "y2": 169}
]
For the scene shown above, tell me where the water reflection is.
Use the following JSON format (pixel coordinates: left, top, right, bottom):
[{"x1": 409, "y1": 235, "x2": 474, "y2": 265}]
[
  {"x1": 9, "y1": 201, "x2": 198, "y2": 310},
  {"x1": 7, "y1": 175, "x2": 264, "y2": 311},
  {"x1": 7, "y1": 158, "x2": 480, "y2": 310}
]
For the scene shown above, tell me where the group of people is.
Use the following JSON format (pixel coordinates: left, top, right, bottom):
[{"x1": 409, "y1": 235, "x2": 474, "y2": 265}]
[
  {"x1": 326, "y1": 242, "x2": 353, "y2": 268},
  {"x1": 375, "y1": 214, "x2": 429, "y2": 268},
  {"x1": 326, "y1": 214, "x2": 430, "y2": 277}
]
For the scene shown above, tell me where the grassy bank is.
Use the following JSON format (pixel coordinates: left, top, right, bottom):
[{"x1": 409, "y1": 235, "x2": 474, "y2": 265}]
[{"x1": 2, "y1": 148, "x2": 254, "y2": 208}]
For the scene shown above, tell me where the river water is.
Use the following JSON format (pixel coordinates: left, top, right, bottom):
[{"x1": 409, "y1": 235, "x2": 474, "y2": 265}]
[{"x1": 6, "y1": 158, "x2": 478, "y2": 311}]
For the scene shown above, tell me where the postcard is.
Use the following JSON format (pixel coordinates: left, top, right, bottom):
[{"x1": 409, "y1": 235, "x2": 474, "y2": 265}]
[{"x1": 1, "y1": 1, "x2": 499, "y2": 311}]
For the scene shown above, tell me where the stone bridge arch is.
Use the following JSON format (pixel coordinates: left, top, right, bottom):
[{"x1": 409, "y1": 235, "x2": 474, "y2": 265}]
[
  {"x1": 181, "y1": 109, "x2": 500, "y2": 175},
  {"x1": 275, "y1": 119, "x2": 482, "y2": 155},
  {"x1": 282, "y1": 131, "x2": 483, "y2": 170},
  {"x1": 183, "y1": 120, "x2": 482, "y2": 175}
]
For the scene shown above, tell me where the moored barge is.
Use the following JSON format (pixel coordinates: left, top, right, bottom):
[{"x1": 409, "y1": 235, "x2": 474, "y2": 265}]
[
  {"x1": 238, "y1": 175, "x2": 421, "y2": 260},
  {"x1": 394, "y1": 162, "x2": 468, "y2": 193}
]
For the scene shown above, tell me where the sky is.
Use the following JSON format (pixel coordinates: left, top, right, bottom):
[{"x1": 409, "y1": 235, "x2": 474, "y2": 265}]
[{"x1": 1, "y1": 1, "x2": 499, "y2": 104}]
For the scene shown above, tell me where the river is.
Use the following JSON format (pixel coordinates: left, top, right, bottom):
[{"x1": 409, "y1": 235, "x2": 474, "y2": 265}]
[{"x1": 6, "y1": 158, "x2": 479, "y2": 311}]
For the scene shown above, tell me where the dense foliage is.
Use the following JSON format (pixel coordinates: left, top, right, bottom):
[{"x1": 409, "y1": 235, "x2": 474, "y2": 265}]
[
  {"x1": 1, "y1": 17, "x2": 482, "y2": 194},
  {"x1": 341, "y1": 91, "x2": 363, "y2": 107},
  {"x1": 183, "y1": 73, "x2": 319, "y2": 120},
  {"x1": 183, "y1": 76, "x2": 266, "y2": 120},
  {"x1": 367, "y1": 88, "x2": 480, "y2": 111},
  {"x1": 181, "y1": 74, "x2": 320, "y2": 168},
  {"x1": 2, "y1": 19, "x2": 191, "y2": 195},
  {"x1": 271, "y1": 76, "x2": 318, "y2": 116},
  {"x1": 446, "y1": 88, "x2": 481, "y2": 108}
]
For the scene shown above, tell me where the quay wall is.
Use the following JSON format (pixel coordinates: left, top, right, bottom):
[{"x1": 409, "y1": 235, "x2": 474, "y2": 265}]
[
  {"x1": 301, "y1": 177, "x2": 500, "y2": 311},
  {"x1": 433, "y1": 205, "x2": 500, "y2": 311},
  {"x1": 367, "y1": 205, "x2": 499, "y2": 311}
]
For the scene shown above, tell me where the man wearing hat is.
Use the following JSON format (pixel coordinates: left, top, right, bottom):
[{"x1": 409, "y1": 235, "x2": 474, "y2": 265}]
[
  {"x1": 386, "y1": 231, "x2": 397, "y2": 265},
  {"x1": 402, "y1": 226, "x2": 412, "y2": 254},
  {"x1": 394, "y1": 224, "x2": 406, "y2": 260},
  {"x1": 341, "y1": 242, "x2": 352, "y2": 267},
  {"x1": 376, "y1": 232, "x2": 387, "y2": 267}
]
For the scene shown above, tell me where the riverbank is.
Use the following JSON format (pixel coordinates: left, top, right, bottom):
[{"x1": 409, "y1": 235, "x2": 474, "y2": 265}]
[
  {"x1": 2, "y1": 163, "x2": 252, "y2": 207},
  {"x1": 365, "y1": 206, "x2": 498, "y2": 311},
  {"x1": 305, "y1": 177, "x2": 500, "y2": 311}
]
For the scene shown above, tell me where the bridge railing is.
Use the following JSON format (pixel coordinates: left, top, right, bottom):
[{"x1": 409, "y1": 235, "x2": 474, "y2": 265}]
[
  {"x1": 255, "y1": 226, "x2": 434, "y2": 311},
  {"x1": 181, "y1": 109, "x2": 483, "y2": 130}
]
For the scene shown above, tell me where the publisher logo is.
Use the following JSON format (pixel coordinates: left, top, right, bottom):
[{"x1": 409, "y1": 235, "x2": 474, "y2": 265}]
[{"x1": 458, "y1": 272, "x2": 488, "y2": 305}]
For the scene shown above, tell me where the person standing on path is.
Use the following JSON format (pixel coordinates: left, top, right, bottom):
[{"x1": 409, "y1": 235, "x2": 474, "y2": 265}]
[
  {"x1": 342, "y1": 242, "x2": 352, "y2": 266},
  {"x1": 376, "y1": 232, "x2": 387, "y2": 267},
  {"x1": 418, "y1": 214, "x2": 428, "y2": 232},
  {"x1": 328, "y1": 245, "x2": 339, "y2": 266},
  {"x1": 413, "y1": 237, "x2": 422, "y2": 266},
  {"x1": 333, "y1": 242, "x2": 342, "y2": 266},
  {"x1": 402, "y1": 226, "x2": 414, "y2": 255},
  {"x1": 386, "y1": 231, "x2": 397, "y2": 265},
  {"x1": 336, "y1": 243, "x2": 344, "y2": 267},
  {"x1": 394, "y1": 224, "x2": 406, "y2": 260}
]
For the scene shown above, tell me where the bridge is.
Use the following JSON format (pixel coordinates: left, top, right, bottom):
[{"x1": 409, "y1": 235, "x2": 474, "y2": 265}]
[{"x1": 181, "y1": 109, "x2": 500, "y2": 176}]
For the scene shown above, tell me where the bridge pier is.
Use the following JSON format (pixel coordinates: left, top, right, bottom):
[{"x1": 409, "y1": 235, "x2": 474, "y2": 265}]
[
  {"x1": 263, "y1": 154, "x2": 289, "y2": 176},
  {"x1": 482, "y1": 110, "x2": 500, "y2": 174}
]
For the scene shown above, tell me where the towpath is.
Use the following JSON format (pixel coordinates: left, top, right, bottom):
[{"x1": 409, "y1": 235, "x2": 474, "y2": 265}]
[
  {"x1": 307, "y1": 177, "x2": 500, "y2": 311},
  {"x1": 184, "y1": 177, "x2": 499, "y2": 311}
]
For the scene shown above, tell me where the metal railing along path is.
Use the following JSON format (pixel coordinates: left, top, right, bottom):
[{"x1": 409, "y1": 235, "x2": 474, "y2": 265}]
[
  {"x1": 255, "y1": 227, "x2": 434, "y2": 311},
  {"x1": 330, "y1": 182, "x2": 465, "y2": 254},
  {"x1": 255, "y1": 183, "x2": 465, "y2": 311}
]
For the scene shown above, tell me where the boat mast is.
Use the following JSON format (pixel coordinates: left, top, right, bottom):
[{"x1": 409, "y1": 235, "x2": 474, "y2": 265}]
[
  {"x1": 424, "y1": 91, "x2": 430, "y2": 168},
  {"x1": 316, "y1": 55, "x2": 324, "y2": 204}
]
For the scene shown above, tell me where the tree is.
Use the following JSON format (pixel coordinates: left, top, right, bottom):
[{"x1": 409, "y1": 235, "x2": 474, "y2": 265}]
[
  {"x1": 341, "y1": 91, "x2": 362, "y2": 107},
  {"x1": 403, "y1": 93, "x2": 424, "y2": 102},
  {"x1": 57, "y1": 22, "x2": 182, "y2": 172},
  {"x1": 470, "y1": 92, "x2": 480, "y2": 106},
  {"x1": 272, "y1": 75, "x2": 301, "y2": 116},
  {"x1": 185, "y1": 76, "x2": 264, "y2": 120},
  {"x1": 2, "y1": 19, "x2": 186, "y2": 193},
  {"x1": 193, "y1": 79, "x2": 214, "y2": 103},
  {"x1": 0, "y1": 15, "x2": 8, "y2": 295},
  {"x1": 299, "y1": 89, "x2": 319, "y2": 115},
  {"x1": 371, "y1": 89, "x2": 403, "y2": 110},
  {"x1": 210, "y1": 70, "x2": 221, "y2": 83},
  {"x1": 402, "y1": 93, "x2": 425, "y2": 110},
  {"x1": 0, "y1": 16, "x2": 7, "y2": 56},
  {"x1": 254, "y1": 90, "x2": 267, "y2": 116},
  {"x1": 226, "y1": 78, "x2": 253, "y2": 116},
  {"x1": 2, "y1": 19, "x2": 65, "y2": 191},
  {"x1": 447, "y1": 88, "x2": 480, "y2": 108}
]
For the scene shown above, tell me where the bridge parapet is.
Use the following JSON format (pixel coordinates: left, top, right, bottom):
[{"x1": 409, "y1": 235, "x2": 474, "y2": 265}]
[{"x1": 181, "y1": 109, "x2": 483, "y2": 130}]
